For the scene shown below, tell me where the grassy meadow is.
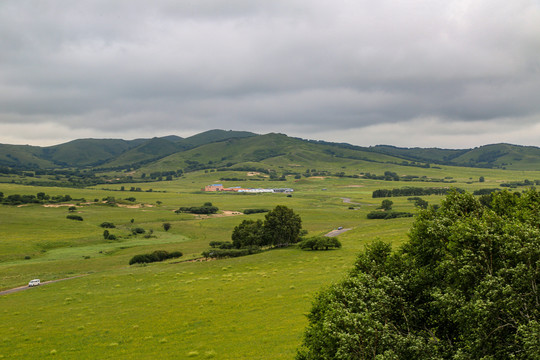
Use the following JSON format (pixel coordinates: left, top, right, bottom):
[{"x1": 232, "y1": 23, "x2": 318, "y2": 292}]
[{"x1": 1, "y1": 164, "x2": 539, "y2": 359}]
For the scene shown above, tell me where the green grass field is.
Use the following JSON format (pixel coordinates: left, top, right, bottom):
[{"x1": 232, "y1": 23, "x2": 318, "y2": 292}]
[{"x1": 1, "y1": 167, "x2": 539, "y2": 359}]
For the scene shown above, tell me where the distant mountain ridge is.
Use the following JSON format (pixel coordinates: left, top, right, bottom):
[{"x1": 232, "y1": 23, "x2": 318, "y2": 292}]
[{"x1": 1, "y1": 129, "x2": 540, "y2": 171}]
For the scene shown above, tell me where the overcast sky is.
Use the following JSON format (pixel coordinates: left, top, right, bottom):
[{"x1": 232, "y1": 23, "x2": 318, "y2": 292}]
[{"x1": 1, "y1": 0, "x2": 539, "y2": 148}]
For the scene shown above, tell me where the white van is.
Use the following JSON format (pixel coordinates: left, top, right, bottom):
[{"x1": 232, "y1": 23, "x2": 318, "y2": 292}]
[{"x1": 28, "y1": 279, "x2": 40, "y2": 287}]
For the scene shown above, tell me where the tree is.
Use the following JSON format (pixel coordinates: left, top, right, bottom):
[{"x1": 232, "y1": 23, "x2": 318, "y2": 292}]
[
  {"x1": 300, "y1": 236, "x2": 342, "y2": 250},
  {"x1": 380, "y1": 199, "x2": 393, "y2": 210},
  {"x1": 68, "y1": 206, "x2": 77, "y2": 212},
  {"x1": 298, "y1": 189, "x2": 540, "y2": 359},
  {"x1": 231, "y1": 219, "x2": 264, "y2": 248},
  {"x1": 103, "y1": 230, "x2": 110, "y2": 240},
  {"x1": 163, "y1": 222, "x2": 171, "y2": 231},
  {"x1": 414, "y1": 198, "x2": 428, "y2": 209},
  {"x1": 262, "y1": 205, "x2": 302, "y2": 247}
]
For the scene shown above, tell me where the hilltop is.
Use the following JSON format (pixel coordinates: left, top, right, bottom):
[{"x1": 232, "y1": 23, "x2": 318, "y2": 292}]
[{"x1": 1, "y1": 129, "x2": 540, "y2": 172}]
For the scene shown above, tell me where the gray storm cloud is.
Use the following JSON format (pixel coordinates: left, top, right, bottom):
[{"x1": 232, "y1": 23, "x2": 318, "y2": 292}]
[{"x1": 0, "y1": 0, "x2": 539, "y2": 147}]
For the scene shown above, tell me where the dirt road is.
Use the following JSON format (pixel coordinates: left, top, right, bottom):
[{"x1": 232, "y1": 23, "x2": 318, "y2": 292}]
[
  {"x1": 324, "y1": 228, "x2": 352, "y2": 237},
  {"x1": 0, "y1": 275, "x2": 87, "y2": 296}
]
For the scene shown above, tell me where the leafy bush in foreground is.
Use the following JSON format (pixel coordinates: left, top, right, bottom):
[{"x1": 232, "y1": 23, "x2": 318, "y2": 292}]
[
  {"x1": 129, "y1": 250, "x2": 183, "y2": 265},
  {"x1": 298, "y1": 190, "x2": 540, "y2": 359}
]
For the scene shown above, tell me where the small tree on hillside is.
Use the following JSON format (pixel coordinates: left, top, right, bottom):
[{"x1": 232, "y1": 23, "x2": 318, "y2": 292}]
[
  {"x1": 163, "y1": 222, "x2": 171, "y2": 232},
  {"x1": 231, "y1": 219, "x2": 264, "y2": 248},
  {"x1": 380, "y1": 199, "x2": 393, "y2": 211},
  {"x1": 262, "y1": 205, "x2": 302, "y2": 247}
]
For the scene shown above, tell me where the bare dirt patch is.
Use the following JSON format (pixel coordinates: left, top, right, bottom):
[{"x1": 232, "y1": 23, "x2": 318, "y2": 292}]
[
  {"x1": 116, "y1": 203, "x2": 154, "y2": 209},
  {"x1": 43, "y1": 203, "x2": 77, "y2": 208},
  {"x1": 193, "y1": 210, "x2": 243, "y2": 219}
]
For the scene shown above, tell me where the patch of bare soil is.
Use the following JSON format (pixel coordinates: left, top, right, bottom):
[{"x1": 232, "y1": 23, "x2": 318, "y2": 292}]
[
  {"x1": 116, "y1": 203, "x2": 154, "y2": 209},
  {"x1": 193, "y1": 210, "x2": 243, "y2": 219},
  {"x1": 43, "y1": 203, "x2": 77, "y2": 208}
]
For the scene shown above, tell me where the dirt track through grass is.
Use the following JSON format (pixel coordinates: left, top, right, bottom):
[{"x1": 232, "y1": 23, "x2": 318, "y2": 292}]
[{"x1": 0, "y1": 275, "x2": 87, "y2": 296}]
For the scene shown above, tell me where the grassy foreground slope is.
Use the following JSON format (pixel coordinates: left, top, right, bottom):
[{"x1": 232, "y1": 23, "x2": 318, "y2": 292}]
[{"x1": 1, "y1": 165, "x2": 540, "y2": 359}]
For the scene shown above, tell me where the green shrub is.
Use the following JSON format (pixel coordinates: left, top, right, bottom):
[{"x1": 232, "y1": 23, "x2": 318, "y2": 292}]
[
  {"x1": 100, "y1": 222, "x2": 116, "y2": 228},
  {"x1": 366, "y1": 211, "x2": 413, "y2": 219},
  {"x1": 209, "y1": 241, "x2": 234, "y2": 249},
  {"x1": 299, "y1": 236, "x2": 342, "y2": 250},
  {"x1": 201, "y1": 247, "x2": 261, "y2": 259},
  {"x1": 243, "y1": 208, "x2": 270, "y2": 214},
  {"x1": 66, "y1": 214, "x2": 83, "y2": 221},
  {"x1": 129, "y1": 250, "x2": 183, "y2": 265},
  {"x1": 132, "y1": 227, "x2": 145, "y2": 235}
]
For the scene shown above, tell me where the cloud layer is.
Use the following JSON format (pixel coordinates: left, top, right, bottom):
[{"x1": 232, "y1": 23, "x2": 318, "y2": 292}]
[{"x1": 1, "y1": 0, "x2": 539, "y2": 147}]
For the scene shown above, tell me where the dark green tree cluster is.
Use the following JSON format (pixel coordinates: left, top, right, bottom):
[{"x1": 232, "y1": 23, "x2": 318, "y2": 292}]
[
  {"x1": 243, "y1": 208, "x2": 270, "y2": 214},
  {"x1": 1, "y1": 192, "x2": 74, "y2": 205},
  {"x1": 232, "y1": 205, "x2": 302, "y2": 248},
  {"x1": 100, "y1": 222, "x2": 116, "y2": 228},
  {"x1": 298, "y1": 190, "x2": 540, "y2": 359},
  {"x1": 66, "y1": 214, "x2": 83, "y2": 221},
  {"x1": 372, "y1": 187, "x2": 464, "y2": 198},
  {"x1": 299, "y1": 236, "x2": 342, "y2": 251},
  {"x1": 366, "y1": 211, "x2": 413, "y2": 219},
  {"x1": 175, "y1": 202, "x2": 218, "y2": 215},
  {"x1": 201, "y1": 247, "x2": 261, "y2": 259},
  {"x1": 129, "y1": 250, "x2": 182, "y2": 265}
]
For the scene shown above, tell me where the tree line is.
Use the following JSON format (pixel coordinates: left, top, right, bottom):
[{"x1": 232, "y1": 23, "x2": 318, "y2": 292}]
[
  {"x1": 372, "y1": 186, "x2": 464, "y2": 198},
  {"x1": 0, "y1": 192, "x2": 77, "y2": 205}
]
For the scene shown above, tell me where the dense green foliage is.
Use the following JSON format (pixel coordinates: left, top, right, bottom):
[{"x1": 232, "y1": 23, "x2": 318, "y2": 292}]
[
  {"x1": 66, "y1": 214, "x2": 83, "y2": 221},
  {"x1": 231, "y1": 219, "x2": 264, "y2": 248},
  {"x1": 262, "y1": 205, "x2": 303, "y2": 246},
  {"x1": 298, "y1": 190, "x2": 540, "y2": 359},
  {"x1": 99, "y1": 222, "x2": 116, "y2": 228},
  {"x1": 230, "y1": 206, "x2": 302, "y2": 248},
  {"x1": 372, "y1": 187, "x2": 463, "y2": 198},
  {"x1": 201, "y1": 247, "x2": 261, "y2": 259},
  {"x1": 366, "y1": 210, "x2": 413, "y2": 219},
  {"x1": 299, "y1": 236, "x2": 342, "y2": 250},
  {"x1": 176, "y1": 202, "x2": 219, "y2": 215},
  {"x1": 1, "y1": 192, "x2": 74, "y2": 205},
  {"x1": 243, "y1": 208, "x2": 270, "y2": 214},
  {"x1": 129, "y1": 250, "x2": 183, "y2": 265}
]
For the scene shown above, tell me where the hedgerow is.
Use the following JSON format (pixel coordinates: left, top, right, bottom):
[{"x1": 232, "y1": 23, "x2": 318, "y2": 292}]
[{"x1": 129, "y1": 250, "x2": 183, "y2": 265}]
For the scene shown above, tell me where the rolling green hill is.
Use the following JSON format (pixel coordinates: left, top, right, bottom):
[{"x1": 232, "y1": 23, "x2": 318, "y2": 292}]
[
  {"x1": 101, "y1": 137, "x2": 189, "y2": 168},
  {"x1": 368, "y1": 143, "x2": 540, "y2": 170},
  {"x1": 142, "y1": 133, "x2": 417, "y2": 175},
  {"x1": 0, "y1": 144, "x2": 54, "y2": 168},
  {"x1": 42, "y1": 138, "x2": 138, "y2": 167},
  {"x1": 178, "y1": 129, "x2": 257, "y2": 148},
  {"x1": 369, "y1": 145, "x2": 466, "y2": 164},
  {"x1": 450, "y1": 143, "x2": 540, "y2": 170},
  {"x1": 2, "y1": 130, "x2": 540, "y2": 172}
]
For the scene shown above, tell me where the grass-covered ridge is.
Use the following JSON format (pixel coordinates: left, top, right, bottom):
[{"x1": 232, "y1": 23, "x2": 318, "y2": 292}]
[{"x1": 3, "y1": 130, "x2": 540, "y2": 171}]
